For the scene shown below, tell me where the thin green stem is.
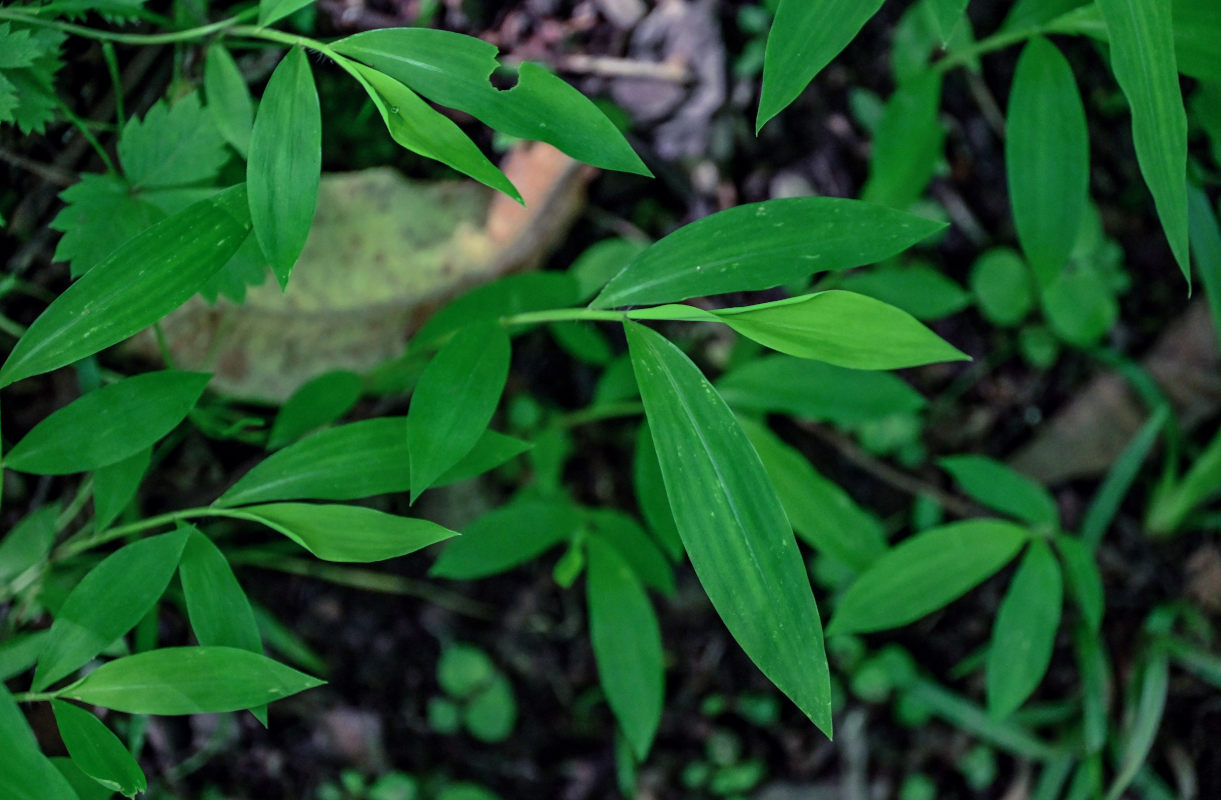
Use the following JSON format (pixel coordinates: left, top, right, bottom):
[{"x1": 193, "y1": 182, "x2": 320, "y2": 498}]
[
  {"x1": 55, "y1": 477, "x2": 94, "y2": 532},
  {"x1": 0, "y1": 7, "x2": 256, "y2": 45},
  {"x1": 101, "y1": 42, "x2": 125, "y2": 126},
  {"x1": 558, "y1": 401, "x2": 644, "y2": 428},
  {"x1": 10, "y1": 690, "x2": 60, "y2": 704},
  {"x1": 55, "y1": 97, "x2": 117, "y2": 174},
  {"x1": 54, "y1": 507, "x2": 203, "y2": 559},
  {"x1": 934, "y1": 26, "x2": 1038, "y2": 74},
  {"x1": 0, "y1": 313, "x2": 25, "y2": 338},
  {"x1": 501, "y1": 308, "x2": 628, "y2": 327}
]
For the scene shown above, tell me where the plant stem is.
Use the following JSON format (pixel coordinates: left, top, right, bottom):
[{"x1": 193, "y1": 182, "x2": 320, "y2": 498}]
[
  {"x1": 934, "y1": 26, "x2": 1037, "y2": 74},
  {"x1": 501, "y1": 308, "x2": 628, "y2": 327},
  {"x1": 55, "y1": 477, "x2": 94, "y2": 532},
  {"x1": 10, "y1": 691, "x2": 60, "y2": 704},
  {"x1": 54, "y1": 507, "x2": 207, "y2": 559},
  {"x1": 54, "y1": 97, "x2": 117, "y2": 175},
  {"x1": 558, "y1": 401, "x2": 644, "y2": 428},
  {"x1": 0, "y1": 7, "x2": 256, "y2": 44}
]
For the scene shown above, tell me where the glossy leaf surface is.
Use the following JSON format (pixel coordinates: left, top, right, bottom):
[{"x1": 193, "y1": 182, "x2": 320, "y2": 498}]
[
  {"x1": 33, "y1": 529, "x2": 188, "y2": 691},
  {"x1": 587, "y1": 535, "x2": 664, "y2": 760},
  {"x1": 593, "y1": 198, "x2": 944, "y2": 309},
  {"x1": 5, "y1": 371, "x2": 209, "y2": 475},
  {"x1": 51, "y1": 700, "x2": 146, "y2": 796},
  {"x1": 179, "y1": 527, "x2": 262, "y2": 655},
  {"x1": 1097, "y1": 0, "x2": 1189, "y2": 281},
  {"x1": 238, "y1": 502, "x2": 456, "y2": 563},
  {"x1": 0, "y1": 686, "x2": 78, "y2": 800},
  {"x1": 0, "y1": 185, "x2": 250, "y2": 387},
  {"x1": 248, "y1": 47, "x2": 320, "y2": 286},
  {"x1": 986, "y1": 541, "x2": 1063, "y2": 718},
  {"x1": 204, "y1": 45, "x2": 254, "y2": 157},
  {"x1": 407, "y1": 324, "x2": 511, "y2": 501},
  {"x1": 1006, "y1": 37, "x2": 1089, "y2": 286},
  {"x1": 758, "y1": 0, "x2": 885, "y2": 129},
  {"x1": 431, "y1": 500, "x2": 582, "y2": 579},
  {"x1": 828, "y1": 520, "x2": 1028, "y2": 635},
  {"x1": 940, "y1": 455, "x2": 1058, "y2": 527},
  {"x1": 626, "y1": 321, "x2": 832, "y2": 736},
  {"x1": 61, "y1": 646, "x2": 324, "y2": 714},
  {"x1": 586, "y1": 509, "x2": 675, "y2": 597},
  {"x1": 93, "y1": 448, "x2": 151, "y2": 533},
  {"x1": 268, "y1": 370, "x2": 363, "y2": 449}
]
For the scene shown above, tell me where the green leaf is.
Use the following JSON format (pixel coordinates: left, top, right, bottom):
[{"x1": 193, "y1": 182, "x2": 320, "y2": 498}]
[
  {"x1": 6, "y1": 371, "x2": 210, "y2": 475},
  {"x1": 237, "y1": 502, "x2": 456, "y2": 563},
  {"x1": 986, "y1": 541, "x2": 1063, "y2": 718},
  {"x1": 93, "y1": 448, "x2": 150, "y2": 533},
  {"x1": 1147, "y1": 423, "x2": 1221, "y2": 535},
  {"x1": 633, "y1": 291, "x2": 966, "y2": 369},
  {"x1": 331, "y1": 28, "x2": 649, "y2": 176},
  {"x1": 430, "y1": 499, "x2": 582, "y2": 579},
  {"x1": 1097, "y1": 0, "x2": 1190, "y2": 283},
  {"x1": 1054, "y1": 535, "x2": 1104, "y2": 632},
  {"x1": 51, "y1": 700, "x2": 146, "y2": 797},
  {"x1": 861, "y1": 72, "x2": 945, "y2": 209},
  {"x1": 267, "y1": 370, "x2": 363, "y2": 449},
  {"x1": 407, "y1": 324, "x2": 510, "y2": 501},
  {"x1": 0, "y1": 503, "x2": 58, "y2": 586},
  {"x1": 60, "y1": 646, "x2": 324, "y2": 714},
  {"x1": 592, "y1": 197, "x2": 945, "y2": 309},
  {"x1": 438, "y1": 642, "x2": 495, "y2": 698},
  {"x1": 0, "y1": 631, "x2": 50, "y2": 682},
  {"x1": 738, "y1": 416, "x2": 887, "y2": 573},
  {"x1": 50, "y1": 173, "x2": 164, "y2": 278},
  {"x1": 49, "y1": 757, "x2": 115, "y2": 800},
  {"x1": 716, "y1": 354, "x2": 926, "y2": 424},
  {"x1": 940, "y1": 455, "x2": 1059, "y2": 527},
  {"x1": 0, "y1": 184, "x2": 251, "y2": 388},
  {"x1": 1001, "y1": 0, "x2": 1089, "y2": 33},
  {"x1": 1042, "y1": 267, "x2": 1119, "y2": 347},
  {"x1": 831, "y1": 261, "x2": 970, "y2": 321},
  {"x1": 0, "y1": 25, "x2": 64, "y2": 135},
  {"x1": 1171, "y1": 0, "x2": 1221, "y2": 83},
  {"x1": 828, "y1": 520, "x2": 1028, "y2": 635},
  {"x1": 586, "y1": 534, "x2": 664, "y2": 760},
  {"x1": 117, "y1": 92, "x2": 228, "y2": 189},
  {"x1": 248, "y1": 47, "x2": 320, "y2": 287},
  {"x1": 179, "y1": 527, "x2": 262, "y2": 655},
  {"x1": 1188, "y1": 185, "x2": 1221, "y2": 351},
  {"x1": 570, "y1": 238, "x2": 648, "y2": 301},
  {"x1": 463, "y1": 674, "x2": 516, "y2": 742},
  {"x1": 1006, "y1": 39, "x2": 1089, "y2": 287},
  {"x1": 632, "y1": 422, "x2": 683, "y2": 562},
  {"x1": 1073, "y1": 621, "x2": 1111, "y2": 754},
  {"x1": 258, "y1": 0, "x2": 314, "y2": 26},
  {"x1": 969, "y1": 248, "x2": 1036, "y2": 325},
  {"x1": 1080, "y1": 406, "x2": 1167, "y2": 549},
  {"x1": 1104, "y1": 652, "x2": 1168, "y2": 800},
  {"x1": 586, "y1": 509, "x2": 676, "y2": 597},
  {"x1": 204, "y1": 45, "x2": 254, "y2": 157},
  {"x1": 345, "y1": 60, "x2": 520, "y2": 201},
  {"x1": 0, "y1": 23, "x2": 44, "y2": 69},
  {"x1": 626, "y1": 321, "x2": 832, "y2": 736},
  {"x1": 0, "y1": 685, "x2": 79, "y2": 800},
  {"x1": 757, "y1": 0, "x2": 885, "y2": 129},
  {"x1": 411, "y1": 272, "x2": 579, "y2": 350},
  {"x1": 33, "y1": 529, "x2": 188, "y2": 691},
  {"x1": 928, "y1": 0, "x2": 971, "y2": 43}
]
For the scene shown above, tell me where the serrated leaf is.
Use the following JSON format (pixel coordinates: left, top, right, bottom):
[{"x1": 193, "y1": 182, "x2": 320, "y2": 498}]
[
  {"x1": 60, "y1": 646, "x2": 323, "y2": 714},
  {"x1": 862, "y1": 71, "x2": 945, "y2": 209},
  {"x1": 940, "y1": 454, "x2": 1059, "y2": 527},
  {"x1": 430, "y1": 500, "x2": 582, "y2": 579},
  {"x1": 0, "y1": 25, "x2": 64, "y2": 134},
  {"x1": 117, "y1": 92, "x2": 228, "y2": 189},
  {"x1": 0, "y1": 184, "x2": 251, "y2": 388},
  {"x1": 332, "y1": 28, "x2": 649, "y2": 176},
  {"x1": 346, "y1": 60, "x2": 520, "y2": 201},
  {"x1": 716, "y1": 354, "x2": 926, "y2": 424},
  {"x1": 738, "y1": 416, "x2": 886, "y2": 573},
  {"x1": 1007, "y1": 38, "x2": 1090, "y2": 287},
  {"x1": 0, "y1": 23, "x2": 44, "y2": 69},
  {"x1": 626, "y1": 321, "x2": 832, "y2": 736},
  {"x1": 986, "y1": 541, "x2": 1063, "y2": 718},
  {"x1": 93, "y1": 447, "x2": 150, "y2": 532},
  {"x1": 0, "y1": 686, "x2": 79, "y2": 800},
  {"x1": 204, "y1": 45, "x2": 254, "y2": 157},
  {"x1": 757, "y1": 0, "x2": 885, "y2": 129},
  {"x1": 51, "y1": 700, "x2": 146, "y2": 797},
  {"x1": 1097, "y1": 0, "x2": 1190, "y2": 283},
  {"x1": 827, "y1": 520, "x2": 1028, "y2": 635},
  {"x1": 236, "y1": 502, "x2": 456, "y2": 563},
  {"x1": 248, "y1": 47, "x2": 320, "y2": 286},
  {"x1": 50, "y1": 173, "x2": 165, "y2": 278},
  {"x1": 587, "y1": 534, "x2": 664, "y2": 760},
  {"x1": 267, "y1": 370, "x2": 363, "y2": 449},
  {"x1": 6, "y1": 371, "x2": 209, "y2": 475},
  {"x1": 592, "y1": 197, "x2": 945, "y2": 309},
  {"x1": 33, "y1": 529, "x2": 188, "y2": 690},
  {"x1": 407, "y1": 324, "x2": 510, "y2": 501}
]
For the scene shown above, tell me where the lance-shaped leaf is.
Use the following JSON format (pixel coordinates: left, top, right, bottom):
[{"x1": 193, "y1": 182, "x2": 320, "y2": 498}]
[
  {"x1": 235, "y1": 502, "x2": 456, "y2": 563},
  {"x1": 1097, "y1": 0, "x2": 1189, "y2": 283},
  {"x1": 0, "y1": 185, "x2": 250, "y2": 387},
  {"x1": 179, "y1": 527, "x2": 262, "y2": 655},
  {"x1": 940, "y1": 455, "x2": 1059, "y2": 528},
  {"x1": 345, "y1": 60, "x2": 520, "y2": 200},
  {"x1": 267, "y1": 370, "x2": 364, "y2": 449},
  {"x1": 0, "y1": 504, "x2": 58, "y2": 586},
  {"x1": 1105, "y1": 652, "x2": 1168, "y2": 800},
  {"x1": 862, "y1": 71, "x2": 945, "y2": 209},
  {"x1": 586, "y1": 509, "x2": 676, "y2": 597},
  {"x1": 248, "y1": 47, "x2": 320, "y2": 287},
  {"x1": 204, "y1": 45, "x2": 254, "y2": 157},
  {"x1": 1006, "y1": 37, "x2": 1089, "y2": 287},
  {"x1": 592, "y1": 198, "x2": 945, "y2": 309},
  {"x1": 5, "y1": 371, "x2": 209, "y2": 475},
  {"x1": 631, "y1": 291, "x2": 967, "y2": 370},
  {"x1": 33, "y1": 529, "x2": 188, "y2": 691},
  {"x1": 757, "y1": 0, "x2": 886, "y2": 129},
  {"x1": 51, "y1": 700, "x2": 146, "y2": 797},
  {"x1": 259, "y1": 0, "x2": 313, "y2": 26},
  {"x1": 0, "y1": 686, "x2": 79, "y2": 800},
  {"x1": 986, "y1": 541, "x2": 1063, "y2": 718},
  {"x1": 431, "y1": 500, "x2": 582, "y2": 580},
  {"x1": 331, "y1": 28, "x2": 649, "y2": 176},
  {"x1": 1173, "y1": 0, "x2": 1221, "y2": 83},
  {"x1": 626, "y1": 321, "x2": 832, "y2": 736},
  {"x1": 828, "y1": 520, "x2": 1028, "y2": 635},
  {"x1": 929, "y1": 0, "x2": 971, "y2": 43},
  {"x1": 587, "y1": 534, "x2": 664, "y2": 760},
  {"x1": 407, "y1": 324, "x2": 511, "y2": 501},
  {"x1": 93, "y1": 448, "x2": 151, "y2": 532},
  {"x1": 60, "y1": 646, "x2": 324, "y2": 714},
  {"x1": 1054, "y1": 534, "x2": 1104, "y2": 632}
]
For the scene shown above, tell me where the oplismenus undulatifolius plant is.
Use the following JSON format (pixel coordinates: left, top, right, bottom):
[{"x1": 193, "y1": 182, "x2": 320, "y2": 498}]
[{"x1": 1, "y1": 0, "x2": 1220, "y2": 797}]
